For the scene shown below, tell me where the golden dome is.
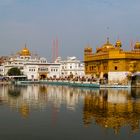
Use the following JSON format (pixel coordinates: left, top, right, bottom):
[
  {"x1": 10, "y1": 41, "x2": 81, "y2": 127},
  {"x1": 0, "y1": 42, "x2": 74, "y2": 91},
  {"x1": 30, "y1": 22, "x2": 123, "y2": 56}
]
[
  {"x1": 102, "y1": 38, "x2": 114, "y2": 49},
  {"x1": 134, "y1": 41, "x2": 140, "y2": 49},
  {"x1": 84, "y1": 46, "x2": 92, "y2": 54},
  {"x1": 115, "y1": 40, "x2": 122, "y2": 48},
  {"x1": 84, "y1": 47, "x2": 92, "y2": 52},
  {"x1": 20, "y1": 45, "x2": 31, "y2": 56}
]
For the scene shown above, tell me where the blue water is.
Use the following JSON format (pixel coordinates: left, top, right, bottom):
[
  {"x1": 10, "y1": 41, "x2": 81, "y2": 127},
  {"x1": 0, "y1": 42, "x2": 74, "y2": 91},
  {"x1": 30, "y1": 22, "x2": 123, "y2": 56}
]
[{"x1": 0, "y1": 84, "x2": 140, "y2": 140}]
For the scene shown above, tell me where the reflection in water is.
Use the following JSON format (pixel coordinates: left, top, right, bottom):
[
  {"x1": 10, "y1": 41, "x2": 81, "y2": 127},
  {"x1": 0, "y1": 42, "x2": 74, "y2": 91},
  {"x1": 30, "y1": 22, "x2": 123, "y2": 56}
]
[
  {"x1": 0, "y1": 84, "x2": 140, "y2": 135},
  {"x1": 83, "y1": 88, "x2": 140, "y2": 134},
  {"x1": 8, "y1": 86, "x2": 21, "y2": 97},
  {"x1": 0, "y1": 85, "x2": 85, "y2": 118}
]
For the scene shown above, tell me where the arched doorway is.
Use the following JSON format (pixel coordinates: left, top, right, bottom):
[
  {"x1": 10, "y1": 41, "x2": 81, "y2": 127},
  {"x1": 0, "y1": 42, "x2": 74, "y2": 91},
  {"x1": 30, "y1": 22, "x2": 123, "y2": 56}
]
[
  {"x1": 103, "y1": 73, "x2": 108, "y2": 80},
  {"x1": 102, "y1": 73, "x2": 108, "y2": 84},
  {"x1": 40, "y1": 74, "x2": 46, "y2": 80}
]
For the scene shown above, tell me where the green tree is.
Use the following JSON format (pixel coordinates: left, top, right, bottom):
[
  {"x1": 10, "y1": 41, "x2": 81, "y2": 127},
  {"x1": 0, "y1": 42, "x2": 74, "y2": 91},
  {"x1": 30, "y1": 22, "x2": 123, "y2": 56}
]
[{"x1": 7, "y1": 67, "x2": 22, "y2": 76}]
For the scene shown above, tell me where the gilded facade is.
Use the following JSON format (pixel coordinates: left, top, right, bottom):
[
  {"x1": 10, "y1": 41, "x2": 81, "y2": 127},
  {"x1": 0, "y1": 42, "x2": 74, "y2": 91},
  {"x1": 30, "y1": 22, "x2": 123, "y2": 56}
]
[{"x1": 84, "y1": 38, "x2": 140, "y2": 83}]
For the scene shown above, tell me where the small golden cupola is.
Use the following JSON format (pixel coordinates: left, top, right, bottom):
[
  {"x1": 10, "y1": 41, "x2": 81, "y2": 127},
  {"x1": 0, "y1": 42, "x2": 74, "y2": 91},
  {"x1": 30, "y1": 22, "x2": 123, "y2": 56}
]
[
  {"x1": 102, "y1": 37, "x2": 114, "y2": 49},
  {"x1": 134, "y1": 41, "x2": 140, "y2": 50},
  {"x1": 115, "y1": 40, "x2": 122, "y2": 48},
  {"x1": 20, "y1": 44, "x2": 31, "y2": 56},
  {"x1": 84, "y1": 45, "x2": 92, "y2": 55}
]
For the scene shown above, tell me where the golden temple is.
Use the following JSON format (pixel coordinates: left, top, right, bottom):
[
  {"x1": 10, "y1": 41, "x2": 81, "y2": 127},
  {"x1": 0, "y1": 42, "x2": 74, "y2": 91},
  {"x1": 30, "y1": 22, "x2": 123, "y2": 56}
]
[{"x1": 84, "y1": 38, "x2": 140, "y2": 84}]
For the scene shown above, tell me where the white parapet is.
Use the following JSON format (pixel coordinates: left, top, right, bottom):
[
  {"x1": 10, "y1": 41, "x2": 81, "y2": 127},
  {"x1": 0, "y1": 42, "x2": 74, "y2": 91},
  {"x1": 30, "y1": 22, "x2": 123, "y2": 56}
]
[{"x1": 108, "y1": 71, "x2": 129, "y2": 84}]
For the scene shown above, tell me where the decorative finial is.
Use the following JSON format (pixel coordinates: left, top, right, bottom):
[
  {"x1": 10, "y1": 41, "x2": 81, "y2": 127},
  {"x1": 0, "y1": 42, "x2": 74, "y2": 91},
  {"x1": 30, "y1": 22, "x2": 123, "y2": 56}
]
[{"x1": 107, "y1": 37, "x2": 109, "y2": 44}]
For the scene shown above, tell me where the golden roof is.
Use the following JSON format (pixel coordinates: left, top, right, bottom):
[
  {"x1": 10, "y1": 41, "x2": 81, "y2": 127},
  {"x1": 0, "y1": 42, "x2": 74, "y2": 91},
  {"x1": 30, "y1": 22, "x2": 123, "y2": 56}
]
[
  {"x1": 134, "y1": 41, "x2": 140, "y2": 49},
  {"x1": 84, "y1": 47, "x2": 92, "y2": 51},
  {"x1": 102, "y1": 38, "x2": 114, "y2": 49},
  {"x1": 115, "y1": 40, "x2": 122, "y2": 47},
  {"x1": 20, "y1": 45, "x2": 31, "y2": 56}
]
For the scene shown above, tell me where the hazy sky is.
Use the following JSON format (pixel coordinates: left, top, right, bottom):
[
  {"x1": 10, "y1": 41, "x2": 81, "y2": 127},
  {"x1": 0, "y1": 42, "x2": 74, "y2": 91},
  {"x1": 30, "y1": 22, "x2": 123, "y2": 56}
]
[{"x1": 0, "y1": 0, "x2": 140, "y2": 61}]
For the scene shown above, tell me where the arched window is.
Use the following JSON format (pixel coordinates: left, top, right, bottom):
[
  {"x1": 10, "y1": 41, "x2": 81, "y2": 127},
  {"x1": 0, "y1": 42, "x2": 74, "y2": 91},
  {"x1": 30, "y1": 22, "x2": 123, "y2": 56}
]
[{"x1": 115, "y1": 66, "x2": 118, "y2": 70}]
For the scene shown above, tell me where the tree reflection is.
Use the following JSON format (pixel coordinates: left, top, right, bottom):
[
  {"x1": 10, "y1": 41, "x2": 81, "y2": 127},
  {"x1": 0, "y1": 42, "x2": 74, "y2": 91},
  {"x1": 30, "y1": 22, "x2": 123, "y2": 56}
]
[{"x1": 8, "y1": 85, "x2": 21, "y2": 98}]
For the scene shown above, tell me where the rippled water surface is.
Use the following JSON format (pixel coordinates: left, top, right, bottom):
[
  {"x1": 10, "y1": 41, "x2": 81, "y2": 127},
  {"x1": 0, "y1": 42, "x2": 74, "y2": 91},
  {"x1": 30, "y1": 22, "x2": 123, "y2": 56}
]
[{"x1": 0, "y1": 84, "x2": 140, "y2": 140}]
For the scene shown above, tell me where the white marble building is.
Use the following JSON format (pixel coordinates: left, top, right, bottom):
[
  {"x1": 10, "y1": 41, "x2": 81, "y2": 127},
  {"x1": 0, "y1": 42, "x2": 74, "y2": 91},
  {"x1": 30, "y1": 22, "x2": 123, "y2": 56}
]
[
  {"x1": 0, "y1": 46, "x2": 85, "y2": 80},
  {"x1": 55, "y1": 56, "x2": 85, "y2": 78},
  {"x1": 0, "y1": 46, "x2": 61, "y2": 80}
]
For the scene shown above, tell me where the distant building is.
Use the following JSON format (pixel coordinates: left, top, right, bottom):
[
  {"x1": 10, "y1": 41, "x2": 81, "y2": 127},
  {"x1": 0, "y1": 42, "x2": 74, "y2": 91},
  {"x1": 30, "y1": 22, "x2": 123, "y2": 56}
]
[
  {"x1": 55, "y1": 56, "x2": 85, "y2": 78},
  {"x1": 84, "y1": 38, "x2": 140, "y2": 84},
  {"x1": 0, "y1": 56, "x2": 8, "y2": 65}
]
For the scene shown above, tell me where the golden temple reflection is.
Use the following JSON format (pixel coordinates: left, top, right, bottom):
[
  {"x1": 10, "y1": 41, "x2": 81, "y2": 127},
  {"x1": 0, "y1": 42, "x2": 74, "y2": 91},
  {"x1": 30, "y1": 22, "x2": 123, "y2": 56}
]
[
  {"x1": 83, "y1": 89, "x2": 140, "y2": 134},
  {"x1": 19, "y1": 104, "x2": 30, "y2": 118}
]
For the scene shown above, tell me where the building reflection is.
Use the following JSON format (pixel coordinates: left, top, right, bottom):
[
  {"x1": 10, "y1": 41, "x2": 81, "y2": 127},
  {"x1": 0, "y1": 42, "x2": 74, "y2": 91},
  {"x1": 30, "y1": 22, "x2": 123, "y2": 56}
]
[
  {"x1": 19, "y1": 103, "x2": 30, "y2": 118},
  {"x1": 0, "y1": 84, "x2": 140, "y2": 134},
  {"x1": 83, "y1": 88, "x2": 140, "y2": 134},
  {"x1": 0, "y1": 85, "x2": 87, "y2": 118}
]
